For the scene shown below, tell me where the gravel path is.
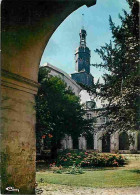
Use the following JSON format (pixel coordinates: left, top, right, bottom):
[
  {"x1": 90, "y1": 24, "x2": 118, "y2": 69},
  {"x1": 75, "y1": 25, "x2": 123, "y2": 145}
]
[{"x1": 36, "y1": 184, "x2": 140, "y2": 195}]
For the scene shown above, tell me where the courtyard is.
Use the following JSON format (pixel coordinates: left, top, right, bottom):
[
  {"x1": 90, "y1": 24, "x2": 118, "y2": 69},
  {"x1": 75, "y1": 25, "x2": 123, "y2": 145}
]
[{"x1": 36, "y1": 154, "x2": 140, "y2": 195}]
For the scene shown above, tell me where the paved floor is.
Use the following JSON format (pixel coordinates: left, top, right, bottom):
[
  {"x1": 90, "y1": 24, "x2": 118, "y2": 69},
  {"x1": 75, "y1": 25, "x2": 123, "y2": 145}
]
[{"x1": 36, "y1": 184, "x2": 140, "y2": 195}]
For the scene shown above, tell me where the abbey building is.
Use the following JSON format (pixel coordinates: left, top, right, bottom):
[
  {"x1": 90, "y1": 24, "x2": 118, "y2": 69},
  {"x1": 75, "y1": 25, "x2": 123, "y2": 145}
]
[{"x1": 42, "y1": 27, "x2": 140, "y2": 154}]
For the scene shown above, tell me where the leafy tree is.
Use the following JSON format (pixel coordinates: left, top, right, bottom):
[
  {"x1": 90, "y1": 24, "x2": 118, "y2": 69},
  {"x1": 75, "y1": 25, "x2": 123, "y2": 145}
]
[
  {"x1": 92, "y1": 0, "x2": 139, "y2": 133},
  {"x1": 36, "y1": 67, "x2": 94, "y2": 158}
]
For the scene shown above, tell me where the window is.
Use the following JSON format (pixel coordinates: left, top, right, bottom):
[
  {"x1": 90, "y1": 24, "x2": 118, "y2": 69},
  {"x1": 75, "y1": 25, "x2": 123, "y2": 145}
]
[
  {"x1": 86, "y1": 113, "x2": 92, "y2": 119},
  {"x1": 101, "y1": 117, "x2": 106, "y2": 124}
]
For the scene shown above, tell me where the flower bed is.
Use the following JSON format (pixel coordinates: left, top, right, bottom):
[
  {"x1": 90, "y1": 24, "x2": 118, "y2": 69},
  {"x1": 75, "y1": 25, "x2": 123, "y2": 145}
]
[{"x1": 56, "y1": 150, "x2": 126, "y2": 167}]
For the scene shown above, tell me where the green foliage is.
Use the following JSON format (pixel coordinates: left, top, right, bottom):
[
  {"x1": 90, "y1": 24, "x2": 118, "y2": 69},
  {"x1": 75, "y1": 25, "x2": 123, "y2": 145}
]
[
  {"x1": 66, "y1": 164, "x2": 84, "y2": 175},
  {"x1": 54, "y1": 169, "x2": 63, "y2": 174},
  {"x1": 92, "y1": 0, "x2": 139, "y2": 132},
  {"x1": 56, "y1": 150, "x2": 126, "y2": 167},
  {"x1": 36, "y1": 67, "x2": 94, "y2": 155}
]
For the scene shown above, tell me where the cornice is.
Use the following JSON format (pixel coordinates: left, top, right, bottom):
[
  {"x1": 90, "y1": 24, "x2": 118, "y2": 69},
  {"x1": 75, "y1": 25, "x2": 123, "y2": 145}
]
[{"x1": 1, "y1": 69, "x2": 39, "y2": 95}]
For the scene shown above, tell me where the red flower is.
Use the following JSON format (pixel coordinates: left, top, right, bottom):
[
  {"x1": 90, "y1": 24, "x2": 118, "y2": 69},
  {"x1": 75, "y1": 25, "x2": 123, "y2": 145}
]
[
  {"x1": 42, "y1": 135, "x2": 46, "y2": 139},
  {"x1": 48, "y1": 134, "x2": 53, "y2": 138}
]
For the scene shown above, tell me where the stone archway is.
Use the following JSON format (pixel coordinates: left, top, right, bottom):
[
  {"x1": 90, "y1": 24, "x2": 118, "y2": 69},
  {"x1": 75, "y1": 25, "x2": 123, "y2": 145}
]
[
  {"x1": 102, "y1": 134, "x2": 110, "y2": 153},
  {"x1": 119, "y1": 132, "x2": 129, "y2": 150},
  {"x1": 1, "y1": 0, "x2": 96, "y2": 193},
  {"x1": 86, "y1": 133, "x2": 94, "y2": 150}
]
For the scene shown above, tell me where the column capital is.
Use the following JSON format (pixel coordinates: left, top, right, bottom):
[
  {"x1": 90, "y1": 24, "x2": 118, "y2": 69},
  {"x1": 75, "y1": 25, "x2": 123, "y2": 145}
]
[{"x1": 1, "y1": 69, "x2": 39, "y2": 95}]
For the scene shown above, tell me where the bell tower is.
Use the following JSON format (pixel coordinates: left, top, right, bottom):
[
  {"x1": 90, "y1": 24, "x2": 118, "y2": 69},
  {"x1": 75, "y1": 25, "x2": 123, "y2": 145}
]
[
  {"x1": 71, "y1": 17, "x2": 93, "y2": 87},
  {"x1": 75, "y1": 28, "x2": 91, "y2": 74}
]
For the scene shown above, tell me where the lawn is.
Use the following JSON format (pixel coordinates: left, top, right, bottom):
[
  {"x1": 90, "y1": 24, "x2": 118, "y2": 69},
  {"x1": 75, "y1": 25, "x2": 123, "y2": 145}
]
[{"x1": 36, "y1": 154, "x2": 140, "y2": 188}]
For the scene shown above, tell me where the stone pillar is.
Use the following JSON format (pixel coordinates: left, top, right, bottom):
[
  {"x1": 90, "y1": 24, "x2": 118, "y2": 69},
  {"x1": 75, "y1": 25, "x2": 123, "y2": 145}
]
[
  {"x1": 79, "y1": 136, "x2": 87, "y2": 150},
  {"x1": 110, "y1": 134, "x2": 115, "y2": 153},
  {"x1": 67, "y1": 136, "x2": 73, "y2": 149},
  {"x1": 97, "y1": 131, "x2": 102, "y2": 152},
  {"x1": 129, "y1": 131, "x2": 137, "y2": 151},
  {"x1": 94, "y1": 132, "x2": 98, "y2": 151},
  {"x1": 61, "y1": 139, "x2": 67, "y2": 150},
  {"x1": 135, "y1": 132, "x2": 138, "y2": 151},
  {"x1": 1, "y1": 70, "x2": 38, "y2": 194},
  {"x1": 94, "y1": 131, "x2": 102, "y2": 152},
  {"x1": 134, "y1": 132, "x2": 138, "y2": 151},
  {"x1": 110, "y1": 132, "x2": 119, "y2": 153}
]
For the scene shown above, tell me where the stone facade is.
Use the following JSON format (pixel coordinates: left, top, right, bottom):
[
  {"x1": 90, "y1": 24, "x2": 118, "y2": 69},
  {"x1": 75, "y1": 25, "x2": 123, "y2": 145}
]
[{"x1": 86, "y1": 108, "x2": 140, "y2": 153}]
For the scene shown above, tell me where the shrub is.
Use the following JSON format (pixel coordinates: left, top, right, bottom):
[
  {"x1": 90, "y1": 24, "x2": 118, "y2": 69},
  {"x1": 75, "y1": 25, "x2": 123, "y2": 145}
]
[
  {"x1": 49, "y1": 163, "x2": 63, "y2": 173},
  {"x1": 66, "y1": 164, "x2": 84, "y2": 174},
  {"x1": 56, "y1": 150, "x2": 126, "y2": 167}
]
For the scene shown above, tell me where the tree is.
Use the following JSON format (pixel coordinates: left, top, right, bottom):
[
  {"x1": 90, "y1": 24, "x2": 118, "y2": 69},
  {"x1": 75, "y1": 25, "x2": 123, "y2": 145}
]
[
  {"x1": 92, "y1": 0, "x2": 139, "y2": 133},
  {"x1": 36, "y1": 67, "x2": 94, "y2": 158}
]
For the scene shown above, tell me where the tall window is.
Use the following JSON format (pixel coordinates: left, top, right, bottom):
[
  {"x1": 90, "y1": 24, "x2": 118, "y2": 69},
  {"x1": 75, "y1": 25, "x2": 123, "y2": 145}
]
[{"x1": 86, "y1": 113, "x2": 92, "y2": 119}]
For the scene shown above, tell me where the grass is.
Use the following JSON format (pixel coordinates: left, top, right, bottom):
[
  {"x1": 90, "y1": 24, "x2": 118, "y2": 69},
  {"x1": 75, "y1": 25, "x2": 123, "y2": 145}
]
[{"x1": 36, "y1": 154, "x2": 140, "y2": 188}]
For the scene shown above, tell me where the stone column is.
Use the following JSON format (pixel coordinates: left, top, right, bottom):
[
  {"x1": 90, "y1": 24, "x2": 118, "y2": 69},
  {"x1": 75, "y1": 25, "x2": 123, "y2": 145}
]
[
  {"x1": 79, "y1": 136, "x2": 87, "y2": 150},
  {"x1": 1, "y1": 70, "x2": 38, "y2": 194},
  {"x1": 110, "y1": 132, "x2": 119, "y2": 153},
  {"x1": 129, "y1": 131, "x2": 137, "y2": 151},
  {"x1": 67, "y1": 136, "x2": 73, "y2": 149},
  {"x1": 94, "y1": 132, "x2": 98, "y2": 151},
  {"x1": 134, "y1": 132, "x2": 138, "y2": 151},
  {"x1": 97, "y1": 131, "x2": 102, "y2": 152},
  {"x1": 94, "y1": 131, "x2": 102, "y2": 152},
  {"x1": 61, "y1": 138, "x2": 67, "y2": 150}
]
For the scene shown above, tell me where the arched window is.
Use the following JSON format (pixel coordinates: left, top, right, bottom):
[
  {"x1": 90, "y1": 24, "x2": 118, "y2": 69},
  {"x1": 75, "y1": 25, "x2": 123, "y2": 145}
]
[
  {"x1": 72, "y1": 137, "x2": 79, "y2": 149},
  {"x1": 137, "y1": 132, "x2": 140, "y2": 150},
  {"x1": 119, "y1": 132, "x2": 129, "y2": 150},
  {"x1": 102, "y1": 134, "x2": 110, "y2": 152}
]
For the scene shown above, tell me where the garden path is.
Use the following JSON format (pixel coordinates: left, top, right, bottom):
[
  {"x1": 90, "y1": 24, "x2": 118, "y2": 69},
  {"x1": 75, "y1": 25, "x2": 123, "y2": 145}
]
[{"x1": 37, "y1": 184, "x2": 140, "y2": 195}]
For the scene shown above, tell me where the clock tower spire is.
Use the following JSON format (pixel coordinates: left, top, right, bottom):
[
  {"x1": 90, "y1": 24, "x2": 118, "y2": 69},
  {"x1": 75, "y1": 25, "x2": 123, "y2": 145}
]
[
  {"x1": 71, "y1": 23, "x2": 93, "y2": 87},
  {"x1": 75, "y1": 28, "x2": 91, "y2": 74}
]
